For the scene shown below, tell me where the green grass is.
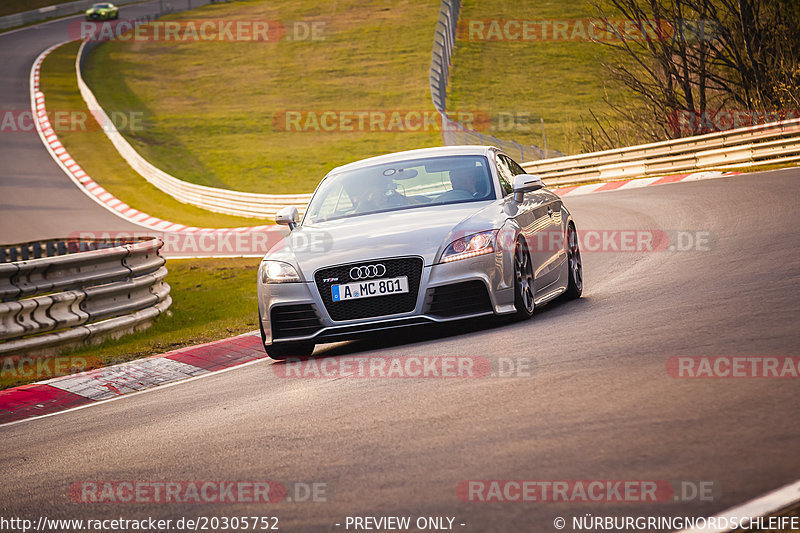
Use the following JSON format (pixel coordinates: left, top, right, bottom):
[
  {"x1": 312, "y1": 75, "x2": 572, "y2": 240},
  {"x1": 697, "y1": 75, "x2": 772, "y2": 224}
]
[
  {"x1": 0, "y1": 258, "x2": 261, "y2": 390},
  {"x1": 83, "y1": 0, "x2": 443, "y2": 194},
  {"x1": 713, "y1": 162, "x2": 800, "y2": 174},
  {"x1": 40, "y1": 41, "x2": 264, "y2": 227},
  {"x1": 449, "y1": 0, "x2": 633, "y2": 155}
]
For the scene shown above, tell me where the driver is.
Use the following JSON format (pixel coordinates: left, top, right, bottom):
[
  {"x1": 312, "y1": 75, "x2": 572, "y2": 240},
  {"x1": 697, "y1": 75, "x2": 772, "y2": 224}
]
[
  {"x1": 355, "y1": 175, "x2": 406, "y2": 213},
  {"x1": 448, "y1": 165, "x2": 486, "y2": 198}
]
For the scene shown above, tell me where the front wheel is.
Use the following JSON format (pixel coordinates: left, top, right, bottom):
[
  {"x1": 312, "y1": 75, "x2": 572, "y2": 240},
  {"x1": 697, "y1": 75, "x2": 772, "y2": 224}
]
[
  {"x1": 563, "y1": 223, "x2": 583, "y2": 300},
  {"x1": 513, "y1": 238, "x2": 535, "y2": 319}
]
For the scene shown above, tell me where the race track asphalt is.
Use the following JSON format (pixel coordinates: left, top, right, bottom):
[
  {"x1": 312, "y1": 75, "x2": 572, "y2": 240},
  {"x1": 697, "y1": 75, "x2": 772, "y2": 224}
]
[
  {"x1": 1, "y1": 170, "x2": 798, "y2": 532},
  {"x1": 0, "y1": 0, "x2": 211, "y2": 244}
]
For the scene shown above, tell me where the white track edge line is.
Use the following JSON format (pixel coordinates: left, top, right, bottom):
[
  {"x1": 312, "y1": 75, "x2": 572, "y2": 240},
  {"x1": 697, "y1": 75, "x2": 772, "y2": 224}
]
[
  {"x1": 0, "y1": 355, "x2": 272, "y2": 430},
  {"x1": 676, "y1": 479, "x2": 800, "y2": 533},
  {"x1": 29, "y1": 42, "x2": 160, "y2": 233}
]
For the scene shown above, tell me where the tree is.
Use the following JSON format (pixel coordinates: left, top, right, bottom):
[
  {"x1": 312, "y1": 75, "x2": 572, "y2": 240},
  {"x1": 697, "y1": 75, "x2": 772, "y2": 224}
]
[{"x1": 583, "y1": 0, "x2": 800, "y2": 150}]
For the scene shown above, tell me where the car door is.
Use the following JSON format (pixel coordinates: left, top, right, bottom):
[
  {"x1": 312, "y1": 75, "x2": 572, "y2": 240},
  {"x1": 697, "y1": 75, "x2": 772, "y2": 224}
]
[
  {"x1": 503, "y1": 154, "x2": 565, "y2": 291},
  {"x1": 496, "y1": 153, "x2": 556, "y2": 292}
]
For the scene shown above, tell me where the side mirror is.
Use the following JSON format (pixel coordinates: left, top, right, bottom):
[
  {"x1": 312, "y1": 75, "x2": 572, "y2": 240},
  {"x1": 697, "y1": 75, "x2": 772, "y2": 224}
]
[
  {"x1": 512, "y1": 174, "x2": 544, "y2": 202},
  {"x1": 275, "y1": 206, "x2": 300, "y2": 230}
]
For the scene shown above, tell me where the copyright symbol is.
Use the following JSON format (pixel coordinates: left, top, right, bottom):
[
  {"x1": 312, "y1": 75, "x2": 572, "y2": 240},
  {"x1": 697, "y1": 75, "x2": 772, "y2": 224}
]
[{"x1": 554, "y1": 516, "x2": 566, "y2": 529}]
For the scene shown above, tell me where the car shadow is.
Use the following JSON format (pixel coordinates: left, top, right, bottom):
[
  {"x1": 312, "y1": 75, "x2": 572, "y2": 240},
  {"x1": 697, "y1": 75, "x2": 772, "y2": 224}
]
[{"x1": 270, "y1": 295, "x2": 592, "y2": 364}]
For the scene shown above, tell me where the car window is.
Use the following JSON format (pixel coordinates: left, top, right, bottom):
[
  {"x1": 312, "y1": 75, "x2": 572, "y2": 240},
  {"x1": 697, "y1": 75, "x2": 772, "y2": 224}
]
[
  {"x1": 312, "y1": 181, "x2": 356, "y2": 221},
  {"x1": 495, "y1": 154, "x2": 515, "y2": 196},
  {"x1": 505, "y1": 155, "x2": 527, "y2": 176},
  {"x1": 305, "y1": 155, "x2": 494, "y2": 223}
]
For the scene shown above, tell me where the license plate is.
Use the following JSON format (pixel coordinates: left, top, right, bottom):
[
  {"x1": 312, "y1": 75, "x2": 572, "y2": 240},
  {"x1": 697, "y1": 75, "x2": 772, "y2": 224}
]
[{"x1": 331, "y1": 276, "x2": 409, "y2": 302}]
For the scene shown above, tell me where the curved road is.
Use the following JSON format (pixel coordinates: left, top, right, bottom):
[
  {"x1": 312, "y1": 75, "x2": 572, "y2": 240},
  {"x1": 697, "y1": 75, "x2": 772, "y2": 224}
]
[
  {"x1": 0, "y1": 0, "x2": 211, "y2": 244},
  {"x1": 1, "y1": 170, "x2": 798, "y2": 531}
]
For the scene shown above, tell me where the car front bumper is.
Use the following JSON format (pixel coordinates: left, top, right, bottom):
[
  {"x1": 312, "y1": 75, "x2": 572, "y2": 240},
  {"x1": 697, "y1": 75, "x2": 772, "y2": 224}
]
[{"x1": 257, "y1": 253, "x2": 517, "y2": 346}]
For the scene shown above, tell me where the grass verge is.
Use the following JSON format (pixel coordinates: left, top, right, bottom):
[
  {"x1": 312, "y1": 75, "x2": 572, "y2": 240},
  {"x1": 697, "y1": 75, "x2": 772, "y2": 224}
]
[
  {"x1": 0, "y1": 257, "x2": 261, "y2": 390},
  {"x1": 40, "y1": 40, "x2": 265, "y2": 228},
  {"x1": 83, "y1": 0, "x2": 442, "y2": 194},
  {"x1": 712, "y1": 162, "x2": 800, "y2": 174},
  {"x1": 449, "y1": 0, "x2": 633, "y2": 155}
]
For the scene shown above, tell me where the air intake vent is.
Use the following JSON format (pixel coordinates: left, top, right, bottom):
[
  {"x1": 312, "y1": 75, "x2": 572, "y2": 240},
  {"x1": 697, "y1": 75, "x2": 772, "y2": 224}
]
[
  {"x1": 427, "y1": 281, "x2": 492, "y2": 317},
  {"x1": 270, "y1": 304, "x2": 322, "y2": 339}
]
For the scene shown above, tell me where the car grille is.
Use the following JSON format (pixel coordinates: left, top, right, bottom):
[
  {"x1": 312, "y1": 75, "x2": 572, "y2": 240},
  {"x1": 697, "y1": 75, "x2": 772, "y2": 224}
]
[
  {"x1": 426, "y1": 281, "x2": 493, "y2": 317},
  {"x1": 270, "y1": 304, "x2": 322, "y2": 339},
  {"x1": 314, "y1": 257, "x2": 424, "y2": 321}
]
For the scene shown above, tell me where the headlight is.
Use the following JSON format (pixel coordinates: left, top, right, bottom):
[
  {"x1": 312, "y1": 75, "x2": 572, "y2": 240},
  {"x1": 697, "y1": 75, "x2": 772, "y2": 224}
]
[
  {"x1": 441, "y1": 230, "x2": 497, "y2": 263},
  {"x1": 260, "y1": 260, "x2": 301, "y2": 283}
]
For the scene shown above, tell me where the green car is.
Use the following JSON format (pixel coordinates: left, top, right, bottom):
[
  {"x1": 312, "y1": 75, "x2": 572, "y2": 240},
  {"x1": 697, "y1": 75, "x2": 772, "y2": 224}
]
[{"x1": 85, "y1": 2, "x2": 119, "y2": 20}]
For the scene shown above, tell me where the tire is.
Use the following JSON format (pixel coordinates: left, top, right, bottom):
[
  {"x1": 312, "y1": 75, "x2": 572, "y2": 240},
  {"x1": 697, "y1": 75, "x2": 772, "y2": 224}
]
[
  {"x1": 513, "y1": 238, "x2": 535, "y2": 319},
  {"x1": 563, "y1": 223, "x2": 583, "y2": 300},
  {"x1": 258, "y1": 309, "x2": 314, "y2": 360}
]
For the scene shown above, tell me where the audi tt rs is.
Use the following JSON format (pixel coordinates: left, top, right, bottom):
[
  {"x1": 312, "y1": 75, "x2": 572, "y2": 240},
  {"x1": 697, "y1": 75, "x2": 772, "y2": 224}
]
[{"x1": 257, "y1": 146, "x2": 583, "y2": 359}]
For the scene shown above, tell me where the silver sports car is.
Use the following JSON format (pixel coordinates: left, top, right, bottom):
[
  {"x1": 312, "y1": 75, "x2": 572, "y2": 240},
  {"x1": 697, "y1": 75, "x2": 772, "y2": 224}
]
[{"x1": 257, "y1": 146, "x2": 583, "y2": 359}]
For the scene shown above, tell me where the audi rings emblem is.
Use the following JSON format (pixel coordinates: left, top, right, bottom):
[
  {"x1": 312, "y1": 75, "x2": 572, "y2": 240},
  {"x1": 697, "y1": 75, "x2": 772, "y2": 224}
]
[{"x1": 349, "y1": 264, "x2": 386, "y2": 280}]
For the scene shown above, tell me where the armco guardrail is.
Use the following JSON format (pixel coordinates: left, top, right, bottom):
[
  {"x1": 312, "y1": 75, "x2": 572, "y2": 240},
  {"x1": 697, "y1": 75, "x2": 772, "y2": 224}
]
[
  {"x1": 75, "y1": 39, "x2": 312, "y2": 219},
  {"x1": 428, "y1": 0, "x2": 553, "y2": 162},
  {"x1": 521, "y1": 118, "x2": 800, "y2": 186},
  {"x1": 0, "y1": 237, "x2": 171, "y2": 357}
]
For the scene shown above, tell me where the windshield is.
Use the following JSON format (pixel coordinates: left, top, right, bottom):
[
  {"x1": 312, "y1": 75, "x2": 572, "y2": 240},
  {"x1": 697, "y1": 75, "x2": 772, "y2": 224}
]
[{"x1": 304, "y1": 155, "x2": 494, "y2": 223}]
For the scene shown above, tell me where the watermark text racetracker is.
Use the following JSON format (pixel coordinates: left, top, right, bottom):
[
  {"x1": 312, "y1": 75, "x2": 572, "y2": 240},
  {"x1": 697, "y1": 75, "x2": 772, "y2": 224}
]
[
  {"x1": 72, "y1": 227, "x2": 713, "y2": 257},
  {"x1": 70, "y1": 480, "x2": 327, "y2": 503},
  {"x1": 667, "y1": 356, "x2": 800, "y2": 378},
  {"x1": 0, "y1": 355, "x2": 100, "y2": 380},
  {"x1": 69, "y1": 230, "x2": 331, "y2": 257},
  {"x1": 1, "y1": 109, "x2": 143, "y2": 134},
  {"x1": 499, "y1": 229, "x2": 716, "y2": 254},
  {"x1": 669, "y1": 109, "x2": 800, "y2": 135},
  {"x1": 273, "y1": 356, "x2": 536, "y2": 379},
  {"x1": 457, "y1": 480, "x2": 720, "y2": 503},
  {"x1": 273, "y1": 110, "x2": 489, "y2": 133},
  {"x1": 71, "y1": 19, "x2": 326, "y2": 42},
  {"x1": 458, "y1": 18, "x2": 720, "y2": 42}
]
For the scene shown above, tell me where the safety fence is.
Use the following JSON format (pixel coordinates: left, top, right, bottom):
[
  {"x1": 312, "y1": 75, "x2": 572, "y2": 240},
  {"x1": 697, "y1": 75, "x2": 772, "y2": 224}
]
[
  {"x1": 521, "y1": 118, "x2": 800, "y2": 187},
  {"x1": 428, "y1": 0, "x2": 553, "y2": 162},
  {"x1": 0, "y1": 237, "x2": 171, "y2": 357}
]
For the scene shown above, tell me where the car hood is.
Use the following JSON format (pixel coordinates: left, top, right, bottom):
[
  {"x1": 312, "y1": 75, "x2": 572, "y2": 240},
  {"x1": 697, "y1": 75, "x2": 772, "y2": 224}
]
[{"x1": 265, "y1": 201, "x2": 509, "y2": 280}]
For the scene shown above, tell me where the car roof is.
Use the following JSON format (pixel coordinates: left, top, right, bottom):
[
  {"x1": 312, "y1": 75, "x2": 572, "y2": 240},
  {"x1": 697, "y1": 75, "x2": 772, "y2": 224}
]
[{"x1": 329, "y1": 145, "x2": 499, "y2": 174}]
